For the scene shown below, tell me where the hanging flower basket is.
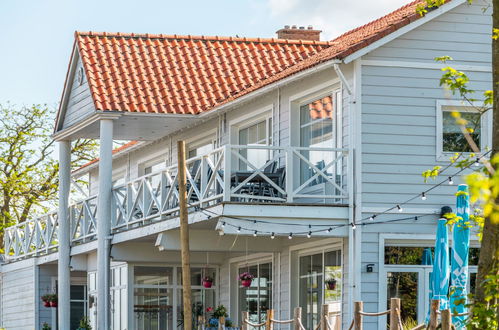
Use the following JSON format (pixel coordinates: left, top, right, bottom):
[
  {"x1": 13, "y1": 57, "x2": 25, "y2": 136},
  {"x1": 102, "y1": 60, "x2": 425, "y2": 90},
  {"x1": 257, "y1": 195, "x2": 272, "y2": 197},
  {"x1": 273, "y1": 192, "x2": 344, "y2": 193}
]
[
  {"x1": 202, "y1": 276, "x2": 214, "y2": 288},
  {"x1": 42, "y1": 293, "x2": 57, "y2": 308},
  {"x1": 238, "y1": 272, "x2": 254, "y2": 287},
  {"x1": 325, "y1": 279, "x2": 337, "y2": 291}
]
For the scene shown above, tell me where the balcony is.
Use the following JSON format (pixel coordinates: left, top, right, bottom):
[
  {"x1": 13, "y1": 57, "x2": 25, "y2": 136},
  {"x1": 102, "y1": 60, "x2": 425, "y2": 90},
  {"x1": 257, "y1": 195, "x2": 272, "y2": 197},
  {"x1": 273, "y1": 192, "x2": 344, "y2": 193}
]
[{"x1": 4, "y1": 145, "x2": 349, "y2": 261}]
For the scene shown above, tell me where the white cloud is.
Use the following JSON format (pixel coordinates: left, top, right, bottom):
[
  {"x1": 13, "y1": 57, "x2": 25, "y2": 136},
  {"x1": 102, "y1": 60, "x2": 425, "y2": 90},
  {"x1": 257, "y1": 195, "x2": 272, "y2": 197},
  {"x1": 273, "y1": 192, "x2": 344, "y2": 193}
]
[{"x1": 264, "y1": 0, "x2": 410, "y2": 40}]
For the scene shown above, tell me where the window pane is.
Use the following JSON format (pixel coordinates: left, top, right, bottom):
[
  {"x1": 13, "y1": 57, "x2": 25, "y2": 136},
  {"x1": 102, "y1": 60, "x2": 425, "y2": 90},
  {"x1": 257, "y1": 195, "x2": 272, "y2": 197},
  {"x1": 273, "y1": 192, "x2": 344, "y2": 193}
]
[
  {"x1": 134, "y1": 266, "x2": 173, "y2": 285},
  {"x1": 238, "y1": 263, "x2": 272, "y2": 325},
  {"x1": 238, "y1": 120, "x2": 270, "y2": 170},
  {"x1": 71, "y1": 301, "x2": 86, "y2": 329},
  {"x1": 387, "y1": 272, "x2": 418, "y2": 325},
  {"x1": 385, "y1": 246, "x2": 427, "y2": 265},
  {"x1": 71, "y1": 284, "x2": 85, "y2": 300},
  {"x1": 442, "y1": 110, "x2": 481, "y2": 152},
  {"x1": 134, "y1": 287, "x2": 173, "y2": 330},
  {"x1": 324, "y1": 250, "x2": 342, "y2": 303}
]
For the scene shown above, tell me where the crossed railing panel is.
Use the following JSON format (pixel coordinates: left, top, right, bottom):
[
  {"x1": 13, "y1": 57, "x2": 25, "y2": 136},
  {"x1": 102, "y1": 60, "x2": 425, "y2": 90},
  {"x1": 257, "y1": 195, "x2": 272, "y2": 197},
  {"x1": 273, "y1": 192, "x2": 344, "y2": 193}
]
[
  {"x1": 4, "y1": 212, "x2": 59, "y2": 261},
  {"x1": 4, "y1": 145, "x2": 349, "y2": 260}
]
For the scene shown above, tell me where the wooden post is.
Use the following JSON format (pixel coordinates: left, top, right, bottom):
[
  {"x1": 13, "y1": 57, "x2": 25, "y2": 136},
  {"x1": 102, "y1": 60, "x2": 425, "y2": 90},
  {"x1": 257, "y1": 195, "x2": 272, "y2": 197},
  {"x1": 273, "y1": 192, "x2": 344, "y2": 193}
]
[
  {"x1": 293, "y1": 307, "x2": 302, "y2": 330},
  {"x1": 197, "y1": 315, "x2": 204, "y2": 330},
  {"x1": 441, "y1": 309, "x2": 452, "y2": 330},
  {"x1": 178, "y1": 141, "x2": 192, "y2": 330},
  {"x1": 389, "y1": 298, "x2": 401, "y2": 330},
  {"x1": 218, "y1": 316, "x2": 225, "y2": 330},
  {"x1": 354, "y1": 301, "x2": 363, "y2": 330},
  {"x1": 321, "y1": 304, "x2": 330, "y2": 330},
  {"x1": 265, "y1": 309, "x2": 274, "y2": 330},
  {"x1": 241, "y1": 311, "x2": 249, "y2": 330},
  {"x1": 429, "y1": 299, "x2": 440, "y2": 330}
]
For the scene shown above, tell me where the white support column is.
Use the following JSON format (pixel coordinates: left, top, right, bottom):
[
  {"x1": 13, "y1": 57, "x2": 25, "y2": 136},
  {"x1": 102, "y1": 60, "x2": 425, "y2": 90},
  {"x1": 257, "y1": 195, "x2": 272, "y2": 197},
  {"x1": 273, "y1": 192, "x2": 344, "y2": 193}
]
[
  {"x1": 58, "y1": 140, "x2": 71, "y2": 330},
  {"x1": 97, "y1": 119, "x2": 113, "y2": 329}
]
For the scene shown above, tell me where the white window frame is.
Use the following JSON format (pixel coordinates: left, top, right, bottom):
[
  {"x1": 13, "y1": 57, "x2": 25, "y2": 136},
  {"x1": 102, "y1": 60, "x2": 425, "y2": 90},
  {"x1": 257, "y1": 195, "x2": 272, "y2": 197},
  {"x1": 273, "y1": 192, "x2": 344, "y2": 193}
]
[
  {"x1": 436, "y1": 100, "x2": 492, "y2": 161},
  {"x1": 186, "y1": 129, "x2": 218, "y2": 159},
  {"x1": 229, "y1": 106, "x2": 273, "y2": 146}
]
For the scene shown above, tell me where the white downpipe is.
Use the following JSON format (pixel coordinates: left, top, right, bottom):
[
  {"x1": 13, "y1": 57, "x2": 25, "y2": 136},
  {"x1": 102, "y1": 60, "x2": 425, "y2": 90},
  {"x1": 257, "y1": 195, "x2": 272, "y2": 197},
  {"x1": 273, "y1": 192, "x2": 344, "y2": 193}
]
[
  {"x1": 57, "y1": 141, "x2": 71, "y2": 330},
  {"x1": 97, "y1": 119, "x2": 113, "y2": 329}
]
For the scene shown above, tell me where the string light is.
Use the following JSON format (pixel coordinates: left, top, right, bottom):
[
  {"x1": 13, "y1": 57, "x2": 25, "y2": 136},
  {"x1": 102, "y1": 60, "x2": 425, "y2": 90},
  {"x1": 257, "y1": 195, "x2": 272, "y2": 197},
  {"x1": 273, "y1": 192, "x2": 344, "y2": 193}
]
[
  {"x1": 271, "y1": 232, "x2": 275, "y2": 239},
  {"x1": 288, "y1": 233, "x2": 293, "y2": 240},
  {"x1": 448, "y1": 177, "x2": 454, "y2": 185},
  {"x1": 421, "y1": 192, "x2": 427, "y2": 201},
  {"x1": 253, "y1": 231, "x2": 257, "y2": 237},
  {"x1": 351, "y1": 222, "x2": 356, "y2": 230},
  {"x1": 474, "y1": 158, "x2": 480, "y2": 166},
  {"x1": 237, "y1": 227, "x2": 241, "y2": 233},
  {"x1": 307, "y1": 231, "x2": 312, "y2": 238},
  {"x1": 327, "y1": 227, "x2": 332, "y2": 233},
  {"x1": 369, "y1": 215, "x2": 376, "y2": 221},
  {"x1": 414, "y1": 216, "x2": 418, "y2": 221},
  {"x1": 221, "y1": 221, "x2": 226, "y2": 228},
  {"x1": 397, "y1": 205, "x2": 403, "y2": 212}
]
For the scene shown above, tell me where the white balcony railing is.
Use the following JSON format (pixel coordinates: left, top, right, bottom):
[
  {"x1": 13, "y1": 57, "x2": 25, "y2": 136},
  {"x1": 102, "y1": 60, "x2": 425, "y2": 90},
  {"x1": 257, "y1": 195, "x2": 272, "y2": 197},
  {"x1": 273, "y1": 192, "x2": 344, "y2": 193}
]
[{"x1": 4, "y1": 145, "x2": 349, "y2": 261}]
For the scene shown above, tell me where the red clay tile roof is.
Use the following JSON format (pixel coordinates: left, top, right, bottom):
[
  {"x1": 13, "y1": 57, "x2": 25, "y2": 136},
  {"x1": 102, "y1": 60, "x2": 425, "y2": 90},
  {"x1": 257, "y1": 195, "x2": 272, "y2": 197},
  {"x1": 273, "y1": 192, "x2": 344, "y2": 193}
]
[{"x1": 77, "y1": 33, "x2": 333, "y2": 114}]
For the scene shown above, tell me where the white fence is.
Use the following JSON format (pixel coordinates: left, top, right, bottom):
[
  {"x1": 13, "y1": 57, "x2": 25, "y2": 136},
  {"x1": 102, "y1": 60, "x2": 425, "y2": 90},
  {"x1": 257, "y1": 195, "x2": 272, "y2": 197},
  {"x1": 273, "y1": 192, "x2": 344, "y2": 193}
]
[{"x1": 4, "y1": 145, "x2": 349, "y2": 260}]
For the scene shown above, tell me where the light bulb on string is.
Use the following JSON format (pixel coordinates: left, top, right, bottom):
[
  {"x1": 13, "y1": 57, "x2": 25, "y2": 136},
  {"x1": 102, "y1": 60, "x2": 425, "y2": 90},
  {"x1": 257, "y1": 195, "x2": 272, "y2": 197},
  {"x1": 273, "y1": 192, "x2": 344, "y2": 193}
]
[
  {"x1": 271, "y1": 232, "x2": 275, "y2": 239},
  {"x1": 421, "y1": 192, "x2": 427, "y2": 201},
  {"x1": 397, "y1": 205, "x2": 403, "y2": 212},
  {"x1": 237, "y1": 227, "x2": 241, "y2": 233},
  {"x1": 448, "y1": 177, "x2": 454, "y2": 185},
  {"x1": 474, "y1": 158, "x2": 480, "y2": 166},
  {"x1": 326, "y1": 227, "x2": 332, "y2": 233},
  {"x1": 253, "y1": 231, "x2": 257, "y2": 237},
  {"x1": 288, "y1": 233, "x2": 293, "y2": 240},
  {"x1": 221, "y1": 222, "x2": 226, "y2": 228},
  {"x1": 351, "y1": 222, "x2": 357, "y2": 230},
  {"x1": 307, "y1": 231, "x2": 312, "y2": 238},
  {"x1": 369, "y1": 215, "x2": 376, "y2": 221}
]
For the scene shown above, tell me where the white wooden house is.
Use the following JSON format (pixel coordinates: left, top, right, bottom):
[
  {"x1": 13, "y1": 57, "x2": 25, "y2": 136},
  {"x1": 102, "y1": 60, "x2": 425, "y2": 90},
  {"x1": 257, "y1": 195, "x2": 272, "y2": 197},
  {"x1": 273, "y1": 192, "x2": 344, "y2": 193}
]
[{"x1": 0, "y1": 0, "x2": 492, "y2": 329}]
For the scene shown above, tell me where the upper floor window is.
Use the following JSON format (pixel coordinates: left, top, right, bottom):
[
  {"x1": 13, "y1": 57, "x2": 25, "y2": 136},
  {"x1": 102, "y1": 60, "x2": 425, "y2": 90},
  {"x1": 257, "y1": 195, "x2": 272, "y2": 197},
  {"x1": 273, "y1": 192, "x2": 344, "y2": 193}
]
[
  {"x1": 188, "y1": 136, "x2": 216, "y2": 159},
  {"x1": 436, "y1": 100, "x2": 491, "y2": 160},
  {"x1": 238, "y1": 117, "x2": 272, "y2": 170}
]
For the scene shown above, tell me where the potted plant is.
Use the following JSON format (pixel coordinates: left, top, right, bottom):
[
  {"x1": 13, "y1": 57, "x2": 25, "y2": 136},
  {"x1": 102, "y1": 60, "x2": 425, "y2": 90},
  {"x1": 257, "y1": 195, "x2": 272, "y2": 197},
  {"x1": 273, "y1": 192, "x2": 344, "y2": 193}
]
[
  {"x1": 325, "y1": 278, "x2": 337, "y2": 290},
  {"x1": 202, "y1": 275, "x2": 214, "y2": 288},
  {"x1": 77, "y1": 316, "x2": 92, "y2": 330},
  {"x1": 49, "y1": 294, "x2": 58, "y2": 308},
  {"x1": 41, "y1": 322, "x2": 51, "y2": 330},
  {"x1": 41, "y1": 294, "x2": 52, "y2": 308},
  {"x1": 238, "y1": 272, "x2": 254, "y2": 287}
]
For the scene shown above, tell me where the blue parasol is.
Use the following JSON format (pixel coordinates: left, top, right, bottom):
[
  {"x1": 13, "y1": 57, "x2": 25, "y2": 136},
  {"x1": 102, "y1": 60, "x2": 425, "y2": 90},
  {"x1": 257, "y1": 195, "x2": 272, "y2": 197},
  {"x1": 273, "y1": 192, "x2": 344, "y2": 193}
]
[
  {"x1": 450, "y1": 184, "x2": 471, "y2": 328},
  {"x1": 432, "y1": 218, "x2": 450, "y2": 310}
]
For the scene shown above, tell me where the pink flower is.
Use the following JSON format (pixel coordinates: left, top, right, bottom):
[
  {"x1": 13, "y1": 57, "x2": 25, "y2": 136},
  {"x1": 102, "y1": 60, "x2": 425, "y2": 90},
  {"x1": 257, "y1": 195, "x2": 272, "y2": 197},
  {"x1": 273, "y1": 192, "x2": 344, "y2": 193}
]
[{"x1": 206, "y1": 307, "x2": 214, "y2": 312}]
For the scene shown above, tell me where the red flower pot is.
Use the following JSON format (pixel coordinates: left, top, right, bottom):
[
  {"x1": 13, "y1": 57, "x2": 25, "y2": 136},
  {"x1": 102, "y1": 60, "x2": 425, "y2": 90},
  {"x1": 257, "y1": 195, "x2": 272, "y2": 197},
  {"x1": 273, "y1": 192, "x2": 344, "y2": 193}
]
[
  {"x1": 43, "y1": 301, "x2": 50, "y2": 308},
  {"x1": 50, "y1": 301, "x2": 58, "y2": 308},
  {"x1": 326, "y1": 281, "x2": 337, "y2": 291},
  {"x1": 202, "y1": 280, "x2": 213, "y2": 288},
  {"x1": 241, "y1": 279, "x2": 252, "y2": 287}
]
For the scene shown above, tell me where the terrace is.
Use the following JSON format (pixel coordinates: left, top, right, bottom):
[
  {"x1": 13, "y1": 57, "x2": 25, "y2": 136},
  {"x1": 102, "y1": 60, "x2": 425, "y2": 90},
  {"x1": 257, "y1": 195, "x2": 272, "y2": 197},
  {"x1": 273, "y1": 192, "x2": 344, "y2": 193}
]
[{"x1": 4, "y1": 144, "x2": 350, "y2": 261}]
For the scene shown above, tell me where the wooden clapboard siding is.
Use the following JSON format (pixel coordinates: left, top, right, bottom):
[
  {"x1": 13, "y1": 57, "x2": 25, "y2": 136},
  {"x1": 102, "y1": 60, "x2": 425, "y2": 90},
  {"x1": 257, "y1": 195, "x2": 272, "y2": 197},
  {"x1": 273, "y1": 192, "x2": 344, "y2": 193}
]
[
  {"x1": 1, "y1": 265, "x2": 36, "y2": 329},
  {"x1": 62, "y1": 56, "x2": 95, "y2": 130},
  {"x1": 359, "y1": 2, "x2": 492, "y2": 327}
]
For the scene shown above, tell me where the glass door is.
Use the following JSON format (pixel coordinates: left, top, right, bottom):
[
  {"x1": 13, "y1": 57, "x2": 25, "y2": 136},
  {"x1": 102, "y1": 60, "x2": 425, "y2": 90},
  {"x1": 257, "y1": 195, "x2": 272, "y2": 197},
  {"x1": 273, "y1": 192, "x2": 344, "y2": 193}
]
[{"x1": 385, "y1": 267, "x2": 425, "y2": 325}]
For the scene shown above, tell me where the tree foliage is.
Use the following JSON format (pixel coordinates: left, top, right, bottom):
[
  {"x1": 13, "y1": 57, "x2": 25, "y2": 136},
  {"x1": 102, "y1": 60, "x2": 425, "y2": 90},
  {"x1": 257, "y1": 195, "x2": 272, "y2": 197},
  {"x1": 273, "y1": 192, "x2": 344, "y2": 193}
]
[{"x1": 0, "y1": 104, "x2": 97, "y2": 243}]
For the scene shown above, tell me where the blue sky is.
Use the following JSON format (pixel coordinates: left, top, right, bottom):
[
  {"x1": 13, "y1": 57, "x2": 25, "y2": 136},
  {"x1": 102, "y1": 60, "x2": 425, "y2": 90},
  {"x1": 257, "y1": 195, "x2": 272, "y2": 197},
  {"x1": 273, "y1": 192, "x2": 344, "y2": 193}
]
[{"x1": 0, "y1": 0, "x2": 407, "y2": 107}]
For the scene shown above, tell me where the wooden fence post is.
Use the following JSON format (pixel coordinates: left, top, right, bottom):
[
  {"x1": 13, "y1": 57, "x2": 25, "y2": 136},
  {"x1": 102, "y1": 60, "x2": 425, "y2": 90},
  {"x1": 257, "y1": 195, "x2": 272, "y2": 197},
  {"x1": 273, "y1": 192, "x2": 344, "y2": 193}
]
[
  {"x1": 429, "y1": 299, "x2": 440, "y2": 330},
  {"x1": 265, "y1": 309, "x2": 274, "y2": 330},
  {"x1": 293, "y1": 307, "x2": 302, "y2": 330},
  {"x1": 441, "y1": 309, "x2": 452, "y2": 330},
  {"x1": 218, "y1": 316, "x2": 225, "y2": 330},
  {"x1": 321, "y1": 304, "x2": 330, "y2": 330},
  {"x1": 241, "y1": 311, "x2": 248, "y2": 330},
  {"x1": 389, "y1": 298, "x2": 401, "y2": 330},
  {"x1": 354, "y1": 301, "x2": 363, "y2": 330}
]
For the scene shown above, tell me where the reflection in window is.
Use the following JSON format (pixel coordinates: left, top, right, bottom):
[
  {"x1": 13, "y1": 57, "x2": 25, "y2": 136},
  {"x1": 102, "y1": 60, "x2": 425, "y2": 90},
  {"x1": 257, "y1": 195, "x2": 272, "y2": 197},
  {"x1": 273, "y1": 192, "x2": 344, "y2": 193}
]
[
  {"x1": 238, "y1": 119, "x2": 272, "y2": 170},
  {"x1": 299, "y1": 95, "x2": 335, "y2": 186},
  {"x1": 387, "y1": 272, "x2": 418, "y2": 326},
  {"x1": 299, "y1": 250, "x2": 341, "y2": 330},
  {"x1": 238, "y1": 263, "x2": 272, "y2": 326},
  {"x1": 385, "y1": 246, "x2": 480, "y2": 266},
  {"x1": 442, "y1": 108, "x2": 481, "y2": 153}
]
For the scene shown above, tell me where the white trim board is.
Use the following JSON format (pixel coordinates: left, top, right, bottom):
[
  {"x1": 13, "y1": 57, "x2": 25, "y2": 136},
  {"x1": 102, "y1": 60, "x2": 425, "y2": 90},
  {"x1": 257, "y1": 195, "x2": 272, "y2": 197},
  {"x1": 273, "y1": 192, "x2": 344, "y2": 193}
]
[{"x1": 361, "y1": 60, "x2": 491, "y2": 72}]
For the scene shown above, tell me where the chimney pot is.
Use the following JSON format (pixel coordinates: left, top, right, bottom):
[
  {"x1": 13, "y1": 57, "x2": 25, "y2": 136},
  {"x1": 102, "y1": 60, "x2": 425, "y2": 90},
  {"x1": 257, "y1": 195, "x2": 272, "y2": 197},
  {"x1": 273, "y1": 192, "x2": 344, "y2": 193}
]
[{"x1": 276, "y1": 25, "x2": 322, "y2": 41}]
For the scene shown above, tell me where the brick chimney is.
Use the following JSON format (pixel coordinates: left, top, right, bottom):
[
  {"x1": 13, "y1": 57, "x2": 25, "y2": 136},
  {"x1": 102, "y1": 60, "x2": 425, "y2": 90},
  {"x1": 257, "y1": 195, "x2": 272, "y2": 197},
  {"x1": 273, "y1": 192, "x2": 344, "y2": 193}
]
[{"x1": 276, "y1": 25, "x2": 322, "y2": 41}]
